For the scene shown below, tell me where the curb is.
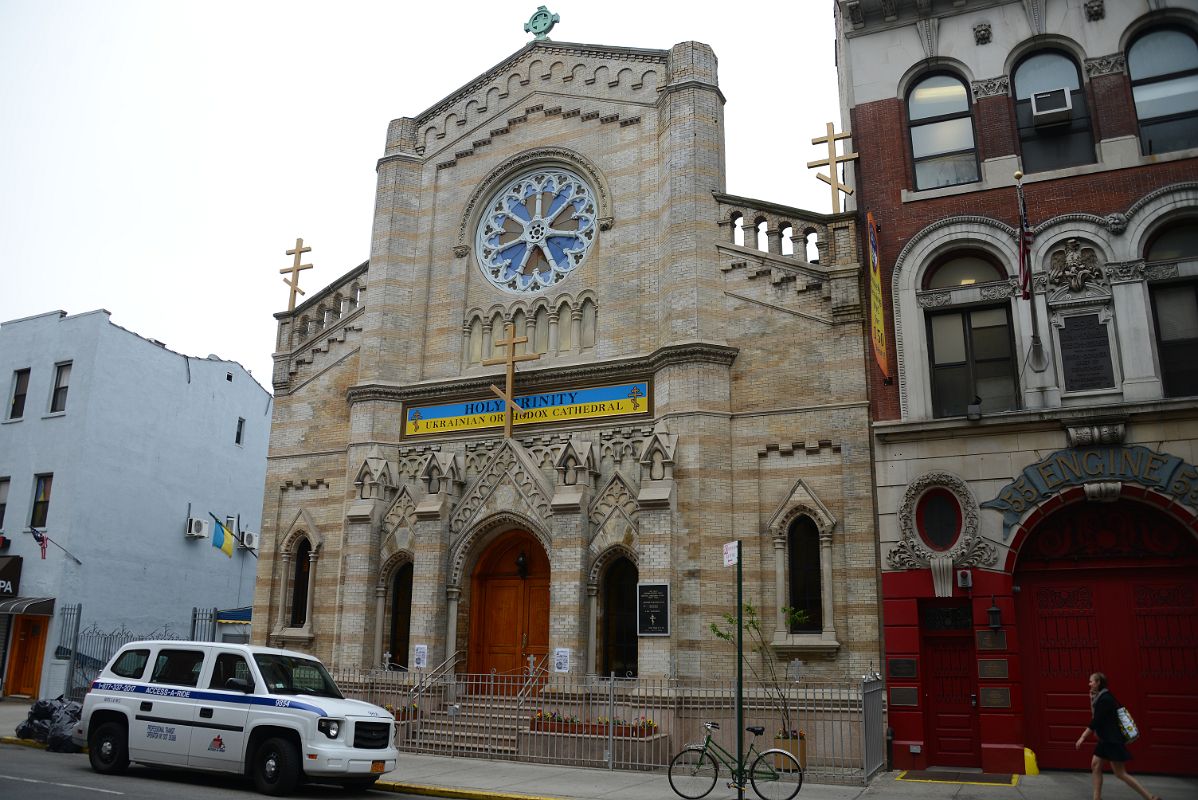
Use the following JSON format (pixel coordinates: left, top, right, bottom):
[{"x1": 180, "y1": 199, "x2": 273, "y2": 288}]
[
  {"x1": 2, "y1": 736, "x2": 564, "y2": 800},
  {"x1": 375, "y1": 782, "x2": 564, "y2": 800}
]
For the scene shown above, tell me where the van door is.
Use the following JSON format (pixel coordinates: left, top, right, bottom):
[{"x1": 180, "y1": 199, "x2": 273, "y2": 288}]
[
  {"x1": 188, "y1": 651, "x2": 253, "y2": 770},
  {"x1": 128, "y1": 647, "x2": 206, "y2": 765}
]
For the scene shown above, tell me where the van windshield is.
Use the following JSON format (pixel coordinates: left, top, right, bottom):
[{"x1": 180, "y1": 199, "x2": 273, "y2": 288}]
[{"x1": 253, "y1": 654, "x2": 344, "y2": 699}]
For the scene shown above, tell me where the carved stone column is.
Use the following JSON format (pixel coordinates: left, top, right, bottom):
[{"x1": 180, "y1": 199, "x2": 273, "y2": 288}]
[
  {"x1": 773, "y1": 534, "x2": 788, "y2": 638},
  {"x1": 373, "y1": 583, "x2": 386, "y2": 667},
  {"x1": 547, "y1": 311, "x2": 560, "y2": 355},
  {"x1": 586, "y1": 582, "x2": 599, "y2": 676},
  {"x1": 274, "y1": 553, "x2": 292, "y2": 638}
]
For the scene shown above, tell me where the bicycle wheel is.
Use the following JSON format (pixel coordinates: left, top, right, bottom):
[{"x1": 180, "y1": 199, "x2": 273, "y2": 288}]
[
  {"x1": 668, "y1": 747, "x2": 719, "y2": 799},
  {"x1": 749, "y1": 748, "x2": 803, "y2": 800}
]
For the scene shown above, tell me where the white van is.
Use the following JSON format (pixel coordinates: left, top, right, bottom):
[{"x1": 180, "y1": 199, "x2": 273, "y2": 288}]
[{"x1": 72, "y1": 641, "x2": 398, "y2": 795}]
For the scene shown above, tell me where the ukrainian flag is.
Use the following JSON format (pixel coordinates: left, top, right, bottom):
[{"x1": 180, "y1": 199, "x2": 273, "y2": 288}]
[{"x1": 209, "y1": 513, "x2": 234, "y2": 557}]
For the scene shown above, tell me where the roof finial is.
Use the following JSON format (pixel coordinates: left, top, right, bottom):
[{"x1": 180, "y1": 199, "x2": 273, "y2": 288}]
[{"x1": 525, "y1": 6, "x2": 559, "y2": 41}]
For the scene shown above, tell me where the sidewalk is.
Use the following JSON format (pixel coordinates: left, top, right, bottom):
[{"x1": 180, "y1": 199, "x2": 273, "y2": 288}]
[{"x1": 4, "y1": 698, "x2": 1195, "y2": 799}]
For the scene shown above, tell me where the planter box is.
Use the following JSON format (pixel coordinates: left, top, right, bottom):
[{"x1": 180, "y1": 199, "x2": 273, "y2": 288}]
[
  {"x1": 530, "y1": 720, "x2": 657, "y2": 738},
  {"x1": 773, "y1": 736, "x2": 807, "y2": 770}
]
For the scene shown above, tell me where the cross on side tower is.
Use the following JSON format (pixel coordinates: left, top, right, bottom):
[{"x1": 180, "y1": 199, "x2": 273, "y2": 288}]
[
  {"x1": 807, "y1": 122, "x2": 859, "y2": 214},
  {"x1": 280, "y1": 237, "x2": 313, "y2": 311},
  {"x1": 481, "y1": 322, "x2": 542, "y2": 438}
]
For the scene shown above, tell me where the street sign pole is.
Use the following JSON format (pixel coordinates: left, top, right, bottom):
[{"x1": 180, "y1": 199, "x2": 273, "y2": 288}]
[{"x1": 736, "y1": 539, "x2": 744, "y2": 800}]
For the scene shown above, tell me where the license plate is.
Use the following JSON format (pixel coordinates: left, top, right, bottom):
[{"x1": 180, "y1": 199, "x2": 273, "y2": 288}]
[{"x1": 371, "y1": 761, "x2": 385, "y2": 773}]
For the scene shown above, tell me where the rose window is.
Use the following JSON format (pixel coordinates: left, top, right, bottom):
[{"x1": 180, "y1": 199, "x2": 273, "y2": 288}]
[{"x1": 475, "y1": 169, "x2": 597, "y2": 293}]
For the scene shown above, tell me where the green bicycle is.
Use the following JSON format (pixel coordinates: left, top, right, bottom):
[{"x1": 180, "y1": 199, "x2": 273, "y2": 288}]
[{"x1": 668, "y1": 721, "x2": 803, "y2": 800}]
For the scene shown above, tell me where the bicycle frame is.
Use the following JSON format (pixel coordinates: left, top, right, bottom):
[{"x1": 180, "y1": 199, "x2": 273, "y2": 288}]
[{"x1": 692, "y1": 731, "x2": 762, "y2": 786}]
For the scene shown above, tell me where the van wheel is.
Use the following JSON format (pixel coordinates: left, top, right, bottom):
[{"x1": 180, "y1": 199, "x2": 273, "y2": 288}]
[
  {"x1": 88, "y1": 721, "x2": 130, "y2": 774},
  {"x1": 252, "y1": 736, "x2": 300, "y2": 796}
]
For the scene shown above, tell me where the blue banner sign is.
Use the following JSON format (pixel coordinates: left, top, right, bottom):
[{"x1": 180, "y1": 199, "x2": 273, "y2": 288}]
[{"x1": 982, "y1": 445, "x2": 1198, "y2": 539}]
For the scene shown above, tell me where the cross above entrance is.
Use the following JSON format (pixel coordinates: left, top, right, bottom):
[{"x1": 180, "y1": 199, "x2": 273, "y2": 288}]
[
  {"x1": 280, "y1": 237, "x2": 313, "y2": 312},
  {"x1": 481, "y1": 322, "x2": 542, "y2": 438}
]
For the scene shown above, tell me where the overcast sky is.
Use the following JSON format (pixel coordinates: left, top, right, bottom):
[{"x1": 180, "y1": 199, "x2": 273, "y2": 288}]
[{"x1": 0, "y1": 0, "x2": 843, "y2": 388}]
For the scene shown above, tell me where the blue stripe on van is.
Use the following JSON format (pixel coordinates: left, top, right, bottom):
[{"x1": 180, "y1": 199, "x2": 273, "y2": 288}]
[{"x1": 90, "y1": 680, "x2": 329, "y2": 717}]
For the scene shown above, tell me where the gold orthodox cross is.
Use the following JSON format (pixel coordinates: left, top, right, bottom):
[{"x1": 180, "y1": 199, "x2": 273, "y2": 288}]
[
  {"x1": 807, "y1": 122, "x2": 859, "y2": 214},
  {"x1": 281, "y1": 237, "x2": 313, "y2": 311},
  {"x1": 481, "y1": 322, "x2": 541, "y2": 438},
  {"x1": 627, "y1": 385, "x2": 644, "y2": 410}
]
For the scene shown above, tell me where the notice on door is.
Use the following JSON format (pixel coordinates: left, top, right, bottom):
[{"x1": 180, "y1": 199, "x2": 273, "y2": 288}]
[{"x1": 637, "y1": 583, "x2": 670, "y2": 636}]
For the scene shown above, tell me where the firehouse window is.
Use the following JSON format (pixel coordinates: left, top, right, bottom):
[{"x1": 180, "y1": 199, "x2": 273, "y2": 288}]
[
  {"x1": 787, "y1": 516, "x2": 822, "y2": 633},
  {"x1": 907, "y1": 73, "x2": 980, "y2": 190},
  {"x1": 8, "y1": 369, "x2": 30, "y2": 420},
  {"x1": 916, "y1": 488, "x2": 962, "y2": 551},
  {"x1": 1128, "y1": 27, "x2": 1198, "y2": 155},
  {"x1": 928, "y1": 307, "x2": 1019, "y2": 418},
  {"x1": 1148, "y1": 221, "x2": 1198, "y2": 397},
  {"x1": 30, "y1": 474, "x2": 53, "y2": 528},
  {"x1": 924, "y1": 254, "x2": 1006, "y2": 289},
  {"x1": 1013, "y1": 50, "x2": 1095, "y2": 173},
  {"x1": 49, "y1": 362, "x2": 71, "y2": 413}
]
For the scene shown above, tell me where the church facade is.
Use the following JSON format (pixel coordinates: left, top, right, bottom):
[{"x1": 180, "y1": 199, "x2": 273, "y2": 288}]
[{"x1": 252, "y1": 35, "x2": 881, "y2": 681}]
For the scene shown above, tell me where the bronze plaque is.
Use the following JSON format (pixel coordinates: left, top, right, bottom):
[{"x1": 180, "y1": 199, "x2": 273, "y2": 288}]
[
  {"x1": 888, "y1": 658, "x2": 917, "y2": 679},
  {"x1": 979, "y1": 687, "x2": 1011, "y2": 708},
  {"x1": 976, "y1": 630, "x2": 1007, "y2": 650},
  {"x1": 978, "y1": 659, "x2": 1008, "y2": 679},
  {"x1": 890, "y1": 687, "x2": 919, "y2": 707},
  {"x1": 1060, "y1": 314, "x2": 1115, "y2": 392}
]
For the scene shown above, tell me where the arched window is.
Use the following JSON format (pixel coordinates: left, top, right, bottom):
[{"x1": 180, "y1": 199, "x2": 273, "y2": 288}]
[
  {"x1": 1128, "y1": 27, "x2": 1198, "y2": 154},
  {"x1": 532, "y1": 306, "x2": 549, "y2": 354},
  {"x1": 781, "y1": 225, "x2": 795, "y2": 256},
  {"x1": 556, "y1": 302, "x2": 573, "y2": 353},
  {"x1": 907, "y1": 73, "x2": 979, "y2": 190},
  {"x1": 601, "y1": 557, "x2": 638, "y2": 676},
  {"x1": 290, "y1": 539, "x2": 311, "y2": 628},
  {"x1": 787, "y1": 517, "x2": 822, "y2": 633},
  {"x1": 1013, "y1": 50, "x2": 1095, "y2": 173},
  {"x1": 1148, "y1": 219, "x2": 1198, "y2": 397},
  {"x1": 580, "y1": 298, "x2": 597, "y2": 350},
  {"x1": 924, "y1": 253, "x2": 1019, "y2": 417}
]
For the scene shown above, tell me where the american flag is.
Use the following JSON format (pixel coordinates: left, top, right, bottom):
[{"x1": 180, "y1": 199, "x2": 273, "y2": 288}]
[
  {"x1": 31, "y1": 528, "x2": 47, "y2": 559},
  {"x1": 1016, "y1": 180, "x2": 1034, "y2": 300}
]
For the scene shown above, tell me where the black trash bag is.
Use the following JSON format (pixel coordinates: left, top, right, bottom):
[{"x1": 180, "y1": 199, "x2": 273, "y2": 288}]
[
  {"x1": 47, "y1": 699, "x2": 83, "y2": 752},
  {"x1": 16, "y1": 717, "x2": 51, "y2": 743},
  {"x1": 29, "y1": 698, "x2": 57, "y2": 720}
]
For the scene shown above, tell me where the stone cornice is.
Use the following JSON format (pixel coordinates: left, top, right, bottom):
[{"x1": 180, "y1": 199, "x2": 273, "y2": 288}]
[
  {"x1": 413, "y1": 40, "x2": 669, "y2": 128},
  {"x1": 346, "y1": 341, "x2": 739, "y2": 406},
  {"x1": 660, "y1": 78, "x2": 726, "y2": 104}
]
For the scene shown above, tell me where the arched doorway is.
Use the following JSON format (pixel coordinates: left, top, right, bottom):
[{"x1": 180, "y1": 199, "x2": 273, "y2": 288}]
[
  {"x1": 388, "y1": 562, "x2": 413, "y2": 669},
  {"x1": 601, "y1": 557, "x2": 638, "y2": 677},
  {"x1": 1015, "y1": 499, "x2": 1198, "y2": 774},
  {"x1": 467, "y1": 530, "x2": 549, "y2": 677}
]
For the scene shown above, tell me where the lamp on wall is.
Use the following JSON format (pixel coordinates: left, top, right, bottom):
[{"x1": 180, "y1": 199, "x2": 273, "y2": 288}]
[
  {"x1": 515, "y1": 550, "x2": 529, "y2": 579},
  {"x1": 988, "y1": 595, "x2": 1003, "y2": 630}
]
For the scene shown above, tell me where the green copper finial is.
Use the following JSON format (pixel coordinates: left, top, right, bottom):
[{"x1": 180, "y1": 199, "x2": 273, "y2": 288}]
[{"x1": 525, "y1": 6, "x2": 559, "y2": 40}]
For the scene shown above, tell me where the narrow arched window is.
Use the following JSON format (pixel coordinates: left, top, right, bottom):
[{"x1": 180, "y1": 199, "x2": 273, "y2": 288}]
[
  {"x1": 1128, "y1": 27, "x2": 1198, "y2": 155},
  {"x1": 290, "y1": 539, "x2": 311, "y2": 627},
  {"x1": 580, "y1": 299, "x2": 597, "y2": 350},
  {"x1": 1013, "y1": 50, "x2": 1095, "y2": 172},
  {"x1": 533, "y1": 306, "x2": 549, "y2": 353},
  {"x1": 787, "y1": 517, "x2": 822, "y2": 633},
  {"x1": 907, "y1": 73, "x2": 979, "y2": 190}
]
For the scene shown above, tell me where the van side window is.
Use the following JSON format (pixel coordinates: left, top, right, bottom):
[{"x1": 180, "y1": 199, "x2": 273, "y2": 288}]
[
  {"x1": 150, "y1": 649, "x2": 206, "y2": 688},
  {"x1": 111, "y1": 649, "x2": 150, "y2": 679},
  {"x1": 209, "y1": 653, "x2": 253, "y2": 690}
]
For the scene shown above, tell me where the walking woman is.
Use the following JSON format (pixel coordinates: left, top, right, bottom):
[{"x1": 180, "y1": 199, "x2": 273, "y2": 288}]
[{"x1": 1074, "y1": 672, "x2": 1159, "y2": 800}]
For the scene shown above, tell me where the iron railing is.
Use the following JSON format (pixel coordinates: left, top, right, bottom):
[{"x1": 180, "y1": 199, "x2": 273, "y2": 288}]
[{"x1": 330, "y1": 668, "x2": 886, "y2": 785}]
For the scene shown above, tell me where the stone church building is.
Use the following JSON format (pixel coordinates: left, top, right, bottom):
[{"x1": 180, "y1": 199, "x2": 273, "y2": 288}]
[{"x1": 252, "y1": 32, "x2": 880, "y2": 681}]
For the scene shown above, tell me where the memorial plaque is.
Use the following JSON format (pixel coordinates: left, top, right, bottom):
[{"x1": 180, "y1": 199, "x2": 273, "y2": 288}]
[
  {"x1": 978, "y1": 659, "x2": 1009, "y2": 679},
  {"x1": 890, "y1": 687, "x2": 919, "y2": 707},
  {"x1": 976, "y1": 630, "x2": 1007, "y2": 650},
  {"x1": 888, "y1": 658, "x2": 917, "y2": 679},
  {"x1": 637, "y1": 583, "x2": 669, "y2": 636},
  {"x1": 1060, "y1": 314, "x2": 1115, "y2": 392},
  {"x1": 979, "y1": 687, "x2": 1012, "y2": 708}
]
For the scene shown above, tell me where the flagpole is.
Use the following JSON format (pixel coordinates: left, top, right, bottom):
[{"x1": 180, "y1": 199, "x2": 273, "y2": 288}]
[{"x1": 1015, "y1": 171, "x2": 1049, "y2": 373}]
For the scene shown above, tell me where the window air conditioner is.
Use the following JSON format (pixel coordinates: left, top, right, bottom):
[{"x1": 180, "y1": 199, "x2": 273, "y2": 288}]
[
  {"x1": 1030, "y1": 88, "x2": 1072, "y2": 126},
  {"x1": 240, "y1": 531, "x2": 258, "y2": 550},
  {"x1": 185, "y1": 517, "x2": 210, "y2": 538}
]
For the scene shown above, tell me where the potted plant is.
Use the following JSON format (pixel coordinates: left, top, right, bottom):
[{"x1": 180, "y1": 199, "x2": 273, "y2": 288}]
[{"x1": 711, "y1": 601, "x2": 809, "y2": 769}]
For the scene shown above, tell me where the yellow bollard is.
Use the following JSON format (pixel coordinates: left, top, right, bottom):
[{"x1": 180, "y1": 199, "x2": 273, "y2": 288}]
[{"x1": 1024, "y1": 747, "x2": 1040, "y2": 776}]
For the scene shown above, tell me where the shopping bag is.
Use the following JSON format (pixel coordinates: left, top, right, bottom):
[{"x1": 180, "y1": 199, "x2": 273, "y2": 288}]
[{"x1": 1116, "y1": 706, "x2": 1139, "y2": 744}]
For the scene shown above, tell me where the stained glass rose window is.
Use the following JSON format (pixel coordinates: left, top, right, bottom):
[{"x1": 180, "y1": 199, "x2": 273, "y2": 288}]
[{"x1": 475, "y1": 168, "x2": 597, "y2": 293}]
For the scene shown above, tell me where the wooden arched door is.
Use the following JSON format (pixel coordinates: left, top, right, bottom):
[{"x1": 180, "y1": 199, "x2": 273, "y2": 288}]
[
  {"x1": 468, "y1": 530, "x2": 549, "y2": 678},
  {"x1": 1016, "y1": 500, "x2": 1198, "y2": 775}
]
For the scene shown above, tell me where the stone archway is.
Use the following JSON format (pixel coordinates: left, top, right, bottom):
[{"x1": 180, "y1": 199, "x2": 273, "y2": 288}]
[
  {"x1": 467, "y1": 529, "x2": 550, "y2": 679},
  {"x1": 1014, "y1": 498, "x2": 1198, "y2": 775}
]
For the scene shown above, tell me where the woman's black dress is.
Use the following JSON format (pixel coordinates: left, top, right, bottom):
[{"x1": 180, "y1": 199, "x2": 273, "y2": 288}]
[{"x1": 1090, "y1": 689, "x2": 1132, "y2": 762}]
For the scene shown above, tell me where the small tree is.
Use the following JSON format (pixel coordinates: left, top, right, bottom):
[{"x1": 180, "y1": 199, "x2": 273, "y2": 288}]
[{"x1": 710, "y1": 601, "x2": 808, "y2": 740}]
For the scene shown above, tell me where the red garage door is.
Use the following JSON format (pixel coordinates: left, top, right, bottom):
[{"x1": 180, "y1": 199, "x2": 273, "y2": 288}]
[{"x1": 1016, "y1": 501, "x2": 1198, "y2": 775}]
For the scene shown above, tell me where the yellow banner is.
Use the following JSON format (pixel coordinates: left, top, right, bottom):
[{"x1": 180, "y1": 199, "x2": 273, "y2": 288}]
[
  {"x1": 867, "y1": 211, "x2": 890, "y2": 378},
  {"x1": 405, "y1": 383, "x2": 649, "y2": 436}
]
